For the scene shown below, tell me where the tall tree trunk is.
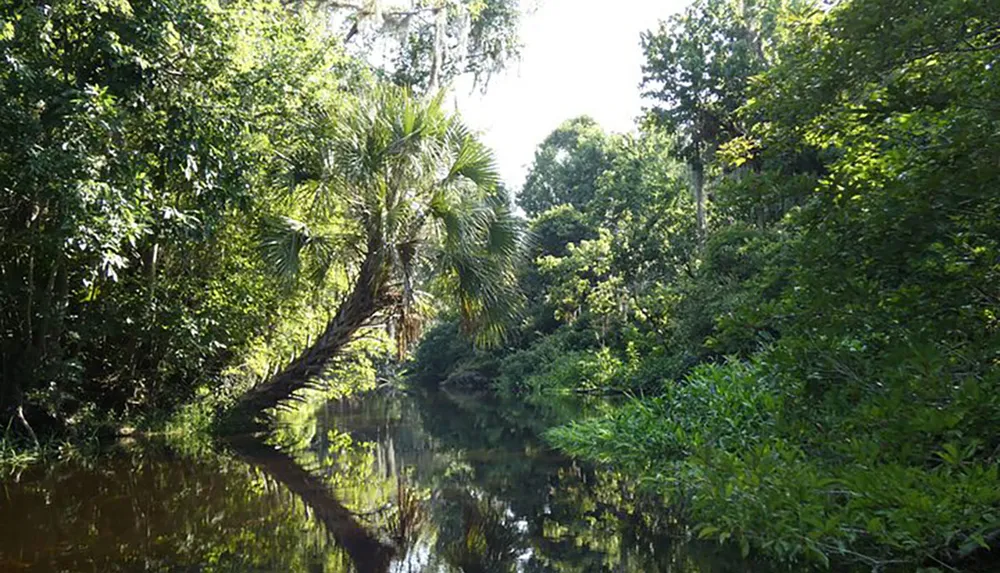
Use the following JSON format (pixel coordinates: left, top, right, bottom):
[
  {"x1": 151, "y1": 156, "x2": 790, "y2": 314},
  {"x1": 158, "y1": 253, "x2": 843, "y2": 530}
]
[
  {"x1": 225, "y1": 250, "x2": 386, "y2": 430},
  {"x1": 427, "y1": 4, "x2": 446, "y2": 93},
  {"x1": 691, "y1": 159, "x2": 707, "y2": 241}
]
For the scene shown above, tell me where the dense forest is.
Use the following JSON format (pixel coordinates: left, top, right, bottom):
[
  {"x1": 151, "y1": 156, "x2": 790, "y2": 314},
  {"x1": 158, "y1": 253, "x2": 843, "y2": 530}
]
[
  {"x1": 0, "y1": 0, "x2": 522, "y2": 435},
  {"x1": 412, "y1": 0, "x2": 1000, "y2": 569},
  {"x1": 1, "y1": 0, "x2": 999, "y2": 571}
]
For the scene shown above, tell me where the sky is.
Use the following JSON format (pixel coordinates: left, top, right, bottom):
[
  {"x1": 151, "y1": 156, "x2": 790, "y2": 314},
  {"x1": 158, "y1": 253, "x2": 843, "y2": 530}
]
[{"x1": 454, "y1": 0, "x2": 688, "y2": 190}]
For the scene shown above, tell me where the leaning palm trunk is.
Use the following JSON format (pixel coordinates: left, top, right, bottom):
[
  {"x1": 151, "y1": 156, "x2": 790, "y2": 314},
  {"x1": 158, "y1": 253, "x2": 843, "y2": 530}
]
[{"x1": 227, "y1": 250, "x2": 387, "y2": 428}]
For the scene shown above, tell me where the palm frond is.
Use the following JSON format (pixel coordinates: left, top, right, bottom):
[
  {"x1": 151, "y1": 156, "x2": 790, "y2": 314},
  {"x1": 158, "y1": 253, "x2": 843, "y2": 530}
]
[
  {"x1": 304, "y1": 232, "x2": 343, "y2": 288},
  {"x1": 431, "y1": 186, "x2": 527, "y2": 347},
  {"x1": 484, "y1": 190, "x2": 526, "y2": 260},
  {"x1": 444, "y1": 120, "x2": 500, "y2": 190},
  {"x1": 259, "y1": 216, "x2": 351, "y2": 289},
  {"x1": 260, "y1": 216, "x2": 314, "y2": 282}
]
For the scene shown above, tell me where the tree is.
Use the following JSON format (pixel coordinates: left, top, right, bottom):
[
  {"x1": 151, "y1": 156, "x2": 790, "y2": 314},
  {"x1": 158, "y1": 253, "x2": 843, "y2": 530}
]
[
  {"x1": 543, "y1": 0, "x2": 1000, "y2": 568},
  {"x1": 518, "y1": 116, "x2": 612, "y2": 217},
  {"x1": 592, "y1": 128, "x2": 693, "y2": 286},
  {"x1": 227, "y1": 86, "x2": 524, "y2": 425},
  {"x1": 0, "y1": 0, "x2": 346, "y2": 428},
  {"x1": 308, "y1": 0, "x2": 523, "y2": 92},
  {"x1": 641, "y1": 0, "x2": 803, "y2": 238}
]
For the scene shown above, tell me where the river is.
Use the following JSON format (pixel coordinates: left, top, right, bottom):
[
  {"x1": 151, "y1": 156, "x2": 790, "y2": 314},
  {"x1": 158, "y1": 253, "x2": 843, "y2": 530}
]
[{"x1": 0, "y1": 388, "x2": 776, "y2": 572}]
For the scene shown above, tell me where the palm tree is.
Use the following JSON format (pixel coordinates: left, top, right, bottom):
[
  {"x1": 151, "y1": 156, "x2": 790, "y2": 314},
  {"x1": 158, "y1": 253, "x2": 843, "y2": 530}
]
[{"x1": 225, "y1": 86, "x2": 523, "y2": 428}]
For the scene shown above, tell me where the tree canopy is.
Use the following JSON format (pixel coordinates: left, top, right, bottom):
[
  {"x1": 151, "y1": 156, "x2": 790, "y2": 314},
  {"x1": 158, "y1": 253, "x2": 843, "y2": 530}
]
[
  {"x1": 318, "y1": 0, "x2": 523, "y2": 92},
  {"x1": 518, "y1": 115, "x2": 612, "y2": 217},
  {"x1": 0, "y1": 0, "x2": 525, "y2": 434}
]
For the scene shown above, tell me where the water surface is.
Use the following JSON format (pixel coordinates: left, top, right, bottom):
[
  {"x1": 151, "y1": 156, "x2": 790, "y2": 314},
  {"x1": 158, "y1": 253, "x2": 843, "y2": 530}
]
[{"x1": 0, "y1": 389, "x2": 765, "y2": 572}]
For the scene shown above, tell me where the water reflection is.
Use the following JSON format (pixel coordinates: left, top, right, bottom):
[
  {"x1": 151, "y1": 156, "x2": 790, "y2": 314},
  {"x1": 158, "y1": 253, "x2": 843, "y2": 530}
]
[
  {"x1": 0, "y1": 441, "x2": 351, "y2": 571},
  {"x1": 0, "y1": 389, "x2": 769, "y2": 572},
  {"x1": 279, "y1": 389, "x2": 764, "y2": 573}
]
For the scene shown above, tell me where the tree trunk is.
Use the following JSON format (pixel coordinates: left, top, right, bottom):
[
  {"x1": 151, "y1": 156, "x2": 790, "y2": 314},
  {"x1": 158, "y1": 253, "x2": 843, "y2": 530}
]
[
  {"x1": 224, "y1": 250, "x2": 386, "y2": 430},
  {"x1": 427, "y1": 4, "x2": 445, "y2": 93},
  {"x1": 691, "y1": 159, "x2": 707, "y2": 241}
]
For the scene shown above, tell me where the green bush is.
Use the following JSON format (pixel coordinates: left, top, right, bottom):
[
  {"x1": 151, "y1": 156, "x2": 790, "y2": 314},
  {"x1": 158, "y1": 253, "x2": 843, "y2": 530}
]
[
  {"x1": 547, "y1": 360, "x2": 783, "y2": 470},
  {"x1": 548, "y1": 356, "x2": 1000, "y2": 567}
]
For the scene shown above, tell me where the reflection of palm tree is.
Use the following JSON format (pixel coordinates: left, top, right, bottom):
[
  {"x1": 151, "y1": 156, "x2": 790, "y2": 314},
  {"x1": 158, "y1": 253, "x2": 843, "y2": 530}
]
[
  {"x1": 0, "y1": 442, "x2": 351, "y2": 571},
  {"x1": 227, "y1": 435, "x2": 395, "y2": 573},
  {"x1": 386, "y1": 472, "x2": 427, "y2": 553},
  {"x1": 436, "y1": 488, "x2": 524, "y2": 573}
]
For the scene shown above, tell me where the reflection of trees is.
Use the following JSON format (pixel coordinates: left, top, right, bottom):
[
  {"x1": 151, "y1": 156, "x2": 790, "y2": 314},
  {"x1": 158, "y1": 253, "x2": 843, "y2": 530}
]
[
  {"x1": 0, "y1": 442, "x2": 352, "y2": 572},
  {"x1": 2, "y1": 390, "x2": 788, "y2": 572},
  {"x1": 1, "y1": 435, "x2": 400, "y2": 573},
  {"x1": 432, "y1": 488, "x2": 525, "y2": 573},
  {"x1": 408, "y1": 389, "x2": 777, "y2": 573},
  {"x1": 274, "y1": 390, "x2": 535, "y2": 572},
  {"x1": 289, "y1": 388, "x2": 692, "y2": 571}
]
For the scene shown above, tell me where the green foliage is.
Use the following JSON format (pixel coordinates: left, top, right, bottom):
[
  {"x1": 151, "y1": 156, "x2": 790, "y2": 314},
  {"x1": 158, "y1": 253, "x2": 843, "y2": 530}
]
[
  {"x1": 0, "y1": 0, "x2": 525, "y2": 440},
  {"x1": 0, "y1": 0, "x2": 347, "y2": 430},
  {"x1": 548, "y1": 360, "x2": 784, "y2": 468},
  {"x1": 519, "y1": 116, "x2": 613, "y2": 217},
  {"x1": 492, "y1": 327, "x2": 584, "y2": 397},
  {"x1": 4, "y1": 0, "x2": 997, "y2": 567},
  {"x1": 412, "y1": 0, "x2": 1000, "y2": 569},
  {"x1": 642, "y1": 0, "x2": 787, "y2": 161},
  {"x1": 409, "y1": 320, "x2": 502, "y2": 387},
  {"x1": 528, "y1": 204, "x2": 597, "y2": 260},
  {"x1": 551, "y1": 355, "x2": 1000, "y2": 567},
  {"x1": 494, "y1": 328, "x2": 618, "y2": 397}
]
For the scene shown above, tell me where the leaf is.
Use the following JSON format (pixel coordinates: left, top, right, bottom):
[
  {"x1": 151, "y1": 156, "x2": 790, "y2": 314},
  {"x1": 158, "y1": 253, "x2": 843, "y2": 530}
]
[{"x1": 697, "y1": 524, "x2": 720, "y2": 539}]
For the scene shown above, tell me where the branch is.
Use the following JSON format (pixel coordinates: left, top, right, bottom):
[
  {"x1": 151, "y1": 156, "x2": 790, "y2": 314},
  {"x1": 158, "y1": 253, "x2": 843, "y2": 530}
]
[{"x1": 16, "y1": 405, "x2": 39, "y2": 448}]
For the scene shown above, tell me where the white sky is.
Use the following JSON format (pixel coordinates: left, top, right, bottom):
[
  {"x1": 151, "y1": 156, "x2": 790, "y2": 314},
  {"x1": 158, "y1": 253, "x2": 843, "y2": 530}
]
[{"x1": 454, "y1": 0, "x2": 688, "y2": 190}]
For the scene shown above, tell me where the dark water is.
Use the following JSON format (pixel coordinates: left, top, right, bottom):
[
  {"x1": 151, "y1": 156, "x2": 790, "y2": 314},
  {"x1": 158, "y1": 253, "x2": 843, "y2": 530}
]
[{"x1": 0, "y1": 389, "x2": 762, "y2": 572}]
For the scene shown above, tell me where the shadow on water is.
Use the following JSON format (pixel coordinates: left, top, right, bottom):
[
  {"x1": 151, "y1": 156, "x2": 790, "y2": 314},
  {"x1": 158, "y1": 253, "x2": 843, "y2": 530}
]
[{"x1": 0, "y1": 388, "x2": 790, "y2": 572}]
